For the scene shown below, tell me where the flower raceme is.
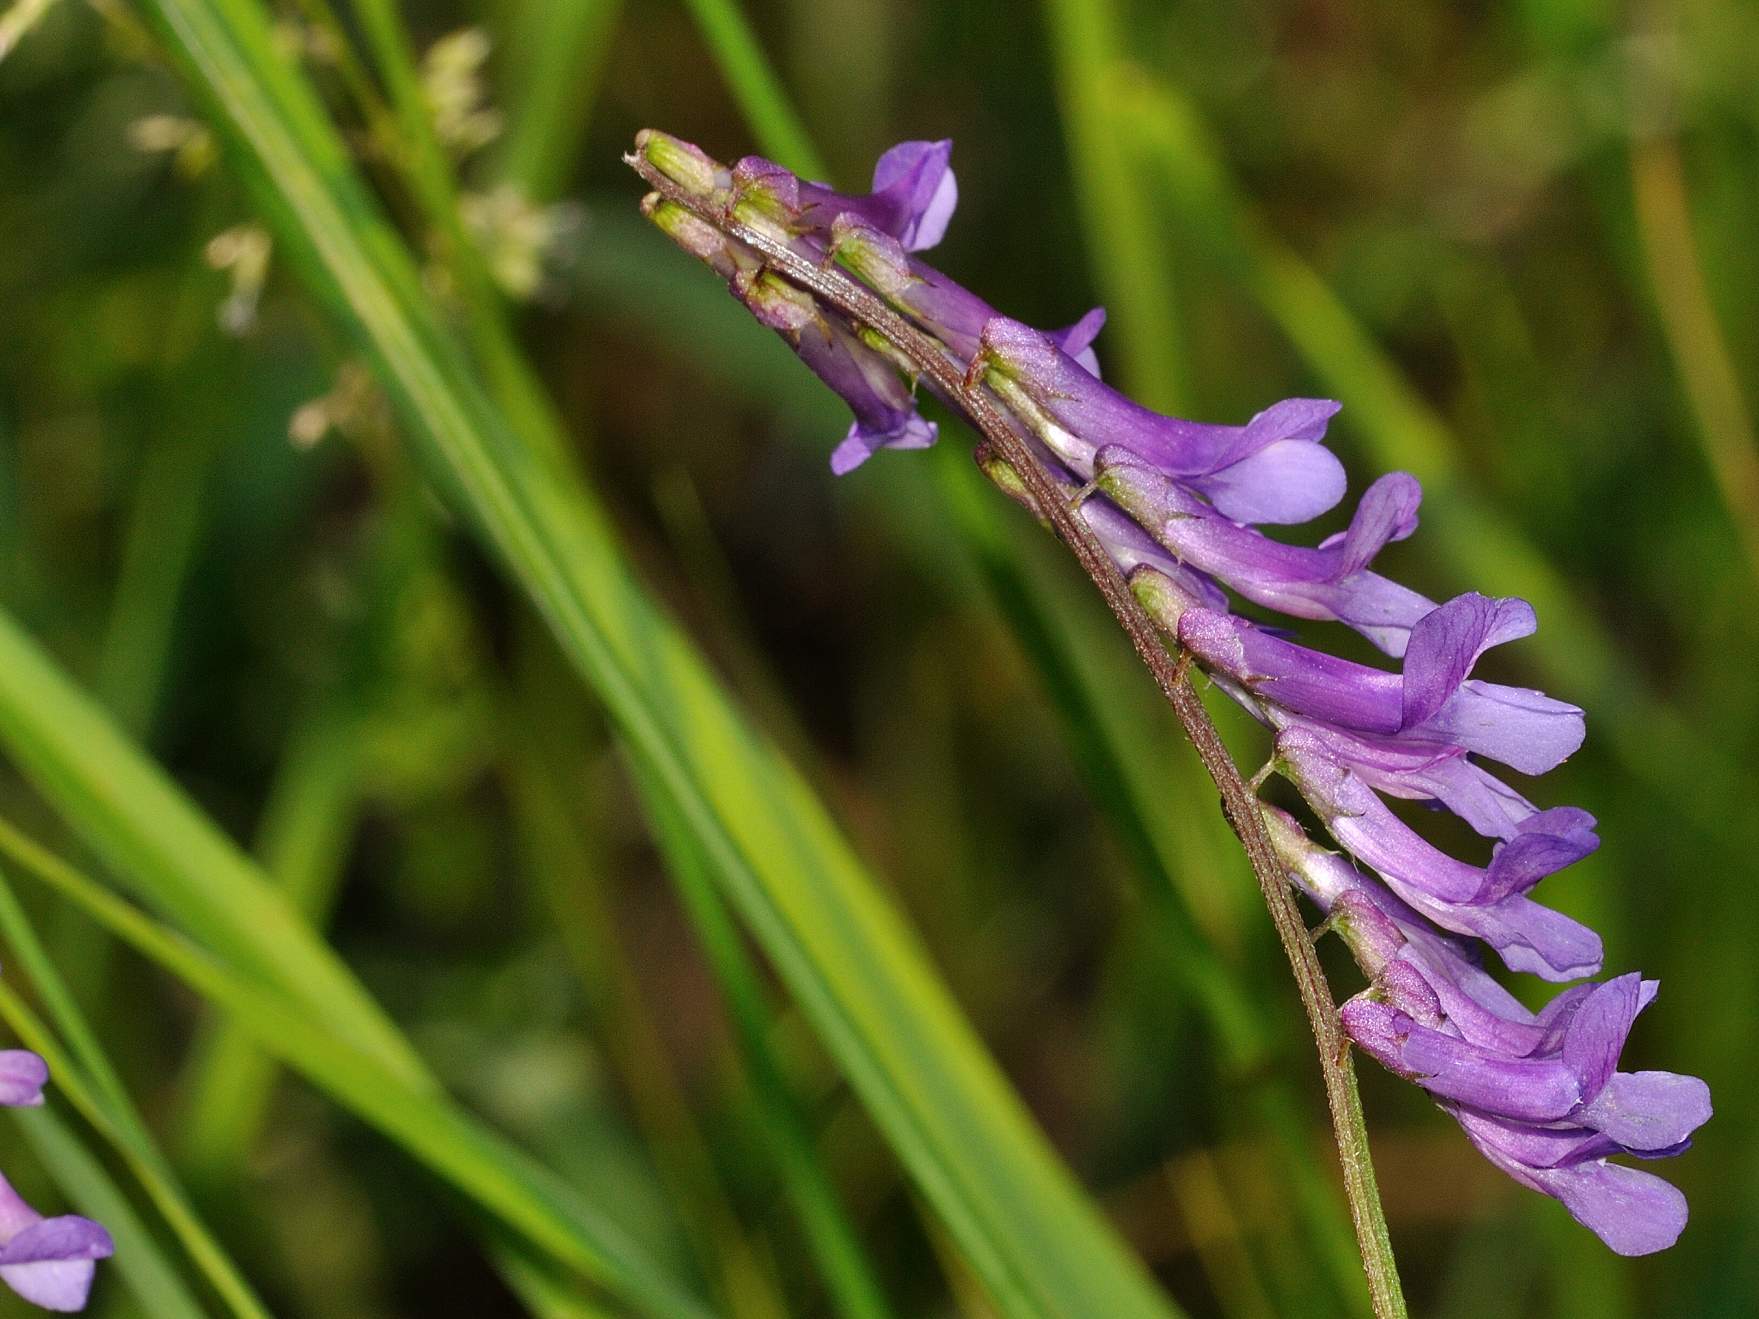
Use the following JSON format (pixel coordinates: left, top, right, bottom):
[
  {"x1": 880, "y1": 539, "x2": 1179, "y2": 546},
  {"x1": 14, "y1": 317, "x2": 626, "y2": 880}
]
[{"x1": 632, "y1": 130, "x2": 1710, "y2": 1254}]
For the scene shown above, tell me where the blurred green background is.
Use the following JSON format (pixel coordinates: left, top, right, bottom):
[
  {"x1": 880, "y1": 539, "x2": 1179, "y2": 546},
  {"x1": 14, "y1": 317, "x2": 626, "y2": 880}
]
[{"x1": 0, "y1": 0, "x2": 1752, "y2": 1315}]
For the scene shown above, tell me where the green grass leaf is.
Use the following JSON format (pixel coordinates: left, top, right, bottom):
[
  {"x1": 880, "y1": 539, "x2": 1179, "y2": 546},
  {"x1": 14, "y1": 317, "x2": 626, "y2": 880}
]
[
  {"x1": 0, "y1": 820, "x2": 714, "y2": 1319},
  {"x1": 129, "y1": 0, "x2": 1183, "y2": 1310}
]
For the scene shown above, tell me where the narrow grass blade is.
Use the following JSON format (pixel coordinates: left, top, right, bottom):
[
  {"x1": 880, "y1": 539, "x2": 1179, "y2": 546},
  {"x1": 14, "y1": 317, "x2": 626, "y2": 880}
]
[
  {"x1": 504, "y1": 652, "x2": 788, "y2": 1319},
  {"x1": 175, "y1": 697, "x2": 362, "y2": 1181},
  {"x1": 135, "y1": 0, "x2": 1185, "y2": 1311},
  {"x1": 9, "y1": 1106, "x2": 206, "y2": 1319},
  {"x1": 0, "y1": 608, "x2": 423, "y2": 1084},
  {"x1": 0, "y1": 820, "x2": 715, "y2": 1319},
  {"x1": 674, "y1": 0, "x2": 827, "y2": 178},
  {"x1": 1041, "y1": 0, "x2": 1185, "y2": 408},
  {"x1": 1629, "y1": 137, "x2": 1759, "y2": 584},
  {"x1": 493, "y1": 0, "x2": 623, "y2": 202},
  {"x1": 627, "y1": 754, "x2": 894, "y2": 1319}
]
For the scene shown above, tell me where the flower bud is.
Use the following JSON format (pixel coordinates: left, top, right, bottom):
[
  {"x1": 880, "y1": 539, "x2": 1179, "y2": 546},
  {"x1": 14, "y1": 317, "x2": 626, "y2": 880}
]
[{"x1": 635, "y1": 129, "x2": 728, "y2": 202}]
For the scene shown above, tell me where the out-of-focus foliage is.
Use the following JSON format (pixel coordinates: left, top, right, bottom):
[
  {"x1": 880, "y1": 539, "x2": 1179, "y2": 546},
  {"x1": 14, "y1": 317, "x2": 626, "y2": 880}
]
[{"x1": 0, "y1": 0, "x2": 1751, "y2": 1315}]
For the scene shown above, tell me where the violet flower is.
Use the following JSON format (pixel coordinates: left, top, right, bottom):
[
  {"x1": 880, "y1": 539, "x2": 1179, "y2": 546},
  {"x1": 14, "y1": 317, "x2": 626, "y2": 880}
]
[
  {"x1": 0, "y1": 1175, "x2": 112, "y2": 1314},
  {"x1": 1096, "y1": 446, "x2": 1433, "y2": 656},
  {"x1": 634, "y1": 128, "x2": 1708, "y2": 1256},
  {"x1": 976, "y1": 315, "x2": 1348, "y2": 525},
  {"x1": 1268, "y1": 809, "x2": 1710, "y2": 1255}
]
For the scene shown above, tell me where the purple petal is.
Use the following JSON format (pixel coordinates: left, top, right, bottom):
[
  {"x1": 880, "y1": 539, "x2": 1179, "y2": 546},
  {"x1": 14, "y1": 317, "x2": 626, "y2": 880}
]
[
  {"x1": 0, "y1": 1053, "x2": 47, "y2": 1109},
  {"x1": 1480, "y1": 808, "x2": 1600, "y2": 902},
  {"x1": 1400, "y1": 594, "x2": 1536, "y2": 729},
  {"x1": 829, "y1": 413, "x2": 938, "y2": 475},
  {"x1": 1576, "y1": 1071, "x2": 1713, "y2": 1152},
  {"x1": 1192, "y1": 437, "x2": 1348, "y2": 525},
  {"x1": 1528, "y1": 1160, "x2": 1689, "y2": 1257},
  {"x1": 869, "y1": 140, "x2": 957, "y2": 251},
  {"x1": 1052, "y1": 307, "x2": 1107, "y2": 378},
  {"x1": 0, "y1": 1174, "x2": 40, "y2": 1240},
  {"x1": 1559, "y1": 974, "x2": 1642, "y2": 1098},
  {"x1": 1323, "y1": 472, "x2": 1423, "y2": 577},
  {"x1": 1392, "y1": 1017, "x2": 1585, "y2": 1120},
  {"x1": 1454, "y1": 1107, "x2": 1619, "y2": 1170},
  {"x1": 1420, "y1": 682, "x2": 1586, "y2": 776},
  {"x1": 1324, "y1": 733, "x2": 1537, "y2": 838},
  {"x1": 1466, "y1": 896, "x2": 1604, "y2": 982},
  {"x1": 0, "y1": 1216, "x2": 112, "y2": 1313},
  {"x1": 1456, "y1": 1107, "x2": 1691, "y2": 1256},
  {"x1": 1338, "y1": 998, "x2": 1413, "y2": 1075}
]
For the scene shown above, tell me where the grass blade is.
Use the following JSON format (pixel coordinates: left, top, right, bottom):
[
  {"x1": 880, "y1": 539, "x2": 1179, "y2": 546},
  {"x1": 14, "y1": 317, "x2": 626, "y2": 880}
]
[
  {"x1": 1040, "y1": 0, "x2": 1185, "y2": 408},
  {"x1": 8, "y1": 1106, "x2": 206, "y2": 1319},
  {"x1": 674, "y1": 0, "x2": 826, "y2": 178},
  {"x1": 493, "y1": 0, "x2": 623, "y2": 202},
  {"x1": 130, "y1": 0, "x2": 1183, "y2": 1309},
  {"x1": 0, "y1": 818, "x2": 714, "y2": 1319},
  {"x1": 0, "y1": 608, "x2": 422, "y2": 1084}
]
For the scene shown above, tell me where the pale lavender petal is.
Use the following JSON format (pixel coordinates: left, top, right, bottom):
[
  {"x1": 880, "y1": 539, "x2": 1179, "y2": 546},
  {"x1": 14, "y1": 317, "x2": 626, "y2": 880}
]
[
  {"x1": 1193, "y1": 435, "x2": 1347, "y2": 525},
  {"x1": 1462, "y1": 895, "x2": 1604, "y2": 982},
  {"x1": 0, "y1": 1174, "x2": 39, "y2": 1241},
  {"x1": 1528, "y1": 1160, "x2": 1689, "y2": 1257},
  {"x1": 1576, "y1": 1072, "x2": 1714, "y2": 1152},
  {"x1": 0, "y1": 1052, "x2": 47, "y2": 1108},
  {"x1": 829, "y1": 414, "x2": 938, "y2": 475},
  {"x1": 1420, "y1": 681, "x2": 1587, "y2": 776},
  {"x1": 0, "y1": 1216, "x2": 113, "y2": 1313}
]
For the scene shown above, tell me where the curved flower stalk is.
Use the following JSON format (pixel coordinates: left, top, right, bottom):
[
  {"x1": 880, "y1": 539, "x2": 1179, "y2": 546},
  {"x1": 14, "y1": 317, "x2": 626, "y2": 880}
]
[
  {"x1": 629, "y1": 130, "x2": 1709, "y2": 1273},
  {"x1": 0, "y1": 1036, "x2": 112, "y2": 1311}
]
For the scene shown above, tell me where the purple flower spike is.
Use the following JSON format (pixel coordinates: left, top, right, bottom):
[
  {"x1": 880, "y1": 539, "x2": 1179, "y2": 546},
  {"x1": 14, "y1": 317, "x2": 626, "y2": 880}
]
[
  {"x1": 0, "y1": 1053, "x2": 47, "y2": 1109},
  {"x1": 0, "y1": 1174, "x2": 113, "y2": 1313},
  {"x1": 635, "y1": 128, "x2": 1709, "y2": 1253},
  {"x1": 978, "y1": 316, "x2": 1347, "y2": 524},
  {"x1": 1268, "y1": 811, "x2": 1709, "y2": 1254}
]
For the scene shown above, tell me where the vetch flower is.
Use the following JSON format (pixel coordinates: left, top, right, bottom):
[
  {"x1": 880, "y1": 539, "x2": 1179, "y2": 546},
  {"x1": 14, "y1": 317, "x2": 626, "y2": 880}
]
[
  {"x1": 1174, "y1": 592, "x2": 1586, "y2": 776},
  {"x1": 1276, "y1": 723, "x2": 1601, "y2": 980},
  {"x1": 975, "y1": 315, "x2": 1348, "y2": 525},
  {"x1": 0, "y1": 1174, "x2": 113, "y2": 1313},
  {"x1": 0, "y1": 1052, "x2": 46, "y2": 1109},
  {"x1": 1269, "y1": 810, "x2": 1710, "y2": 1255},
  {"x1": 1098, "y1": 449, "x2": 1432, "y2": 655}
]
